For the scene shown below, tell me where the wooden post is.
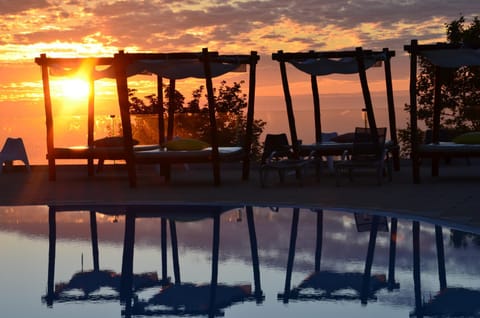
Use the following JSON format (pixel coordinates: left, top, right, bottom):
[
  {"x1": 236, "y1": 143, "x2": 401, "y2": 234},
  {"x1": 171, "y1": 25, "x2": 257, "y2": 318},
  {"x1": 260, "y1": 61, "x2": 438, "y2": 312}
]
[
  {"x1": 311, "y1": 74, "x2": 322, "y2": 143},
  {"x1": 202, "y1": 48, "x2": 221, "y2": 186},
  {"x1": 356, "y1": 47, "x2": 378, "y2": 142},
  {"x1": 277, "y1": 51, "x2": 299, "y2": 155},
  {"x1": 167, "y1": 79, "x2": 176, "y2": 141},
  {"x1": 432, "y1": 67, "x2": 442, "y2": 177},
  {"x1": 39, "y1": 54, "x2": 56, "y2": 181},
  {"x1": 242, "y1": 51, "x2": 258, "y2": 180},
  {"x1": 157, "y1": 75, "x2": 165, "y2": 145},
  {"x1": 87, "y1": 72, "x2": 95, "y2": 176},
  {"x1": 158, "y1": 76, "x2": 170, "y2": 180},
  {"x1": 383, "y1": 48, "x2": 400, "y2": 171},
  {"x1": 114, "y1": 51, "x2": 137, "y2": 187},
  {"x1": 409, "y1": 40, "x2": 420, "y2": 184}
]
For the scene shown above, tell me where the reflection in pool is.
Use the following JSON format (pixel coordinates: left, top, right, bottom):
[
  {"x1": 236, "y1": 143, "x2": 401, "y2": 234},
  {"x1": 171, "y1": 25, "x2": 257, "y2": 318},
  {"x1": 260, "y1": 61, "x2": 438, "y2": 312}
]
[{"x1": 1, "y1": 204, "x2": 480, "y2": 317}]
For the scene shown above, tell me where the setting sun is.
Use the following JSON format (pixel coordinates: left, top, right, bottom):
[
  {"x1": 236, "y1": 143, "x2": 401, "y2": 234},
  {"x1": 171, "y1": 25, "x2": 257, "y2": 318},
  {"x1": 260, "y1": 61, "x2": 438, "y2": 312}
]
[{"x1": 57, "y1": 78, "x2": 91, "y2": 100}]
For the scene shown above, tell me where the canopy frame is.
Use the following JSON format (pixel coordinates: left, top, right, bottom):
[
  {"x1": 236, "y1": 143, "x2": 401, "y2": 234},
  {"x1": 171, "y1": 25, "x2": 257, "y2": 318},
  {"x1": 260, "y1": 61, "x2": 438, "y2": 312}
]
[
  {"x1": 113, "y1": 48, "x2": 259, "y2": 187},
  {"x1": 404, "y1": 39, "x2": 480, "y2": 183},
  {"x1": 35, "y1": 55, "x2": 114, "y2": 180},
  {"x1": 272, "y1": 47, "x2": 399, "y2": 169}
]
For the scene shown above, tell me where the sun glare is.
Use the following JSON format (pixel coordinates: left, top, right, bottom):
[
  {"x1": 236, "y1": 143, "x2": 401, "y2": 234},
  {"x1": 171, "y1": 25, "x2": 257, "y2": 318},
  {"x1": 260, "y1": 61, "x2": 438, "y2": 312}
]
[{"x1": 57, "y1": 78, "x2": 91, "y2": 100}]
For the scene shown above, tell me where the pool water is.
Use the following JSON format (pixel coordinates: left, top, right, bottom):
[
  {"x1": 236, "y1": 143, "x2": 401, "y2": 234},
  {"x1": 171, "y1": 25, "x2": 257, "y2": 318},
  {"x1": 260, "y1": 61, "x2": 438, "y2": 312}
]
[{"x1": 1, "y1": 204, "x2": 479, "y2": 317}]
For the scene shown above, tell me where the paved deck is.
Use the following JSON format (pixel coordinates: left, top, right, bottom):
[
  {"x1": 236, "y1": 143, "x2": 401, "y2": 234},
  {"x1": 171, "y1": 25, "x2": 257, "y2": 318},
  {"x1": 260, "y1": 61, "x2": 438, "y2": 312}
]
[{"x1": 1, "y1": 159, "x2": 479, "y2": 229}]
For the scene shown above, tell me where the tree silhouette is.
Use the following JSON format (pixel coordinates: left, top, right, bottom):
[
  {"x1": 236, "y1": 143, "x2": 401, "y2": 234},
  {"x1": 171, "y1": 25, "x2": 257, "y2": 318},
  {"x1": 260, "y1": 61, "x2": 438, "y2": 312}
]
[{"x1": 129, "y1": 81, "x2": 266, "y2": 159}]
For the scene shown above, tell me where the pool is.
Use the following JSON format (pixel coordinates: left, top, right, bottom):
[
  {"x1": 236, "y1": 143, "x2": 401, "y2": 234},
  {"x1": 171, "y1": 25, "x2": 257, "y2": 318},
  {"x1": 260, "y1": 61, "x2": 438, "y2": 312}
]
[{"x1": 1, "y1": 204, "x2": 479, "y2": 317}]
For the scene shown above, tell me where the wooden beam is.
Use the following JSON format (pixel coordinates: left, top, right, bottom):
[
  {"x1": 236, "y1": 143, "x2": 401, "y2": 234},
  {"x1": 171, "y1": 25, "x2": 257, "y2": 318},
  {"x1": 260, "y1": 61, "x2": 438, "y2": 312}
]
[
  {"x1": 404, "y1": 42, "x2": 461, "y2": 53},
  {"x1": 272, "y1": 49, "x2": 395, "y2": 61},
  {"x1": 34, "y1": 56, "x2": 113, "y2": 66},
  {"x1": 113, "y1": 51, "x2": 219, "y2": 64}
]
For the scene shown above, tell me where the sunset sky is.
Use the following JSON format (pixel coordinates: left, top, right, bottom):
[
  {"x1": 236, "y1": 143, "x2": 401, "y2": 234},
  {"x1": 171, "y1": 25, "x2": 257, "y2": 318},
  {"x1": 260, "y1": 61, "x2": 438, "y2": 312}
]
[{"x1": 0, "y1": 1, "x2": 478, "y2": 162}]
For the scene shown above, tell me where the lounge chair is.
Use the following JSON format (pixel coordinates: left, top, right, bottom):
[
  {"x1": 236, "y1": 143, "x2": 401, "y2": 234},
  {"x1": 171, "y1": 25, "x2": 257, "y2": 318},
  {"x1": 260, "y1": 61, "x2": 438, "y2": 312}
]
[
  {"x1": 259, "y1": 133, "x2": 311, "y2": 187},
  {"x1": 0, "y1": 137, "x2": 30, "y2": 172},
  {"x1": 334, "y1": 127, "x2": 392, "y2": 186}
]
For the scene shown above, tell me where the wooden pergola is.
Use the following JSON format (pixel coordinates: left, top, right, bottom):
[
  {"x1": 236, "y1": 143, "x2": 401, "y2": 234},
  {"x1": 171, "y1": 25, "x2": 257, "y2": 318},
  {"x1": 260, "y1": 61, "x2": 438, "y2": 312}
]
[
  {"x1": 404, "y1": 39, "x2": 480, "y2": 183},
  {"x1": 113, "y1": 48, "x2": 260, "y2": 187},
  {"x1": 35, "y1": 55, "x2": 116, "y2": 180},
  {"x1": 272, "y1": 47, "x2": 400, "y2": 170}
]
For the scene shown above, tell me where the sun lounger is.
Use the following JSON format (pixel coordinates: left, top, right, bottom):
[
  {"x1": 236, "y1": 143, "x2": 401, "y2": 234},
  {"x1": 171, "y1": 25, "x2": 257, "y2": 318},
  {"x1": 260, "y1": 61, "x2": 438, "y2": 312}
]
[
  {"x1": 334, "y1": 127, "x2": 392, "y2": 186},
  {"x1": 259, "y1": 133, "x2": 311, "y2": 187},
  {"x1": 0, "y1": 137, "x2": 30, "y2": 172}
]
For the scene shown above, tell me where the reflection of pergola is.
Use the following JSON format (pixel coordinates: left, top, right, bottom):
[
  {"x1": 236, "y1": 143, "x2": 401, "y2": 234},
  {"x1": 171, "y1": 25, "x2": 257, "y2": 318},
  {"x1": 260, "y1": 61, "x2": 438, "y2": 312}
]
[
  {"x1": 404, "y1": 40, "x2": 480, "y2": 183},
  {"x1": 410, "y1": 221, "x2": 480, "y2": 317},
  {"x1": 43, "y1": 204, "x2": 264, "y2": 316},
  {"x1": 277, "y1": 209, "x2": 399, "y2": 305},
  {"x1": 113, "y1": 49, "x2": 260, "y2": 187},
  {"x1": 120, "y1": 204, "x2": 264, "y2": 317},
  {"x1": 271, "y1": 48, "x2": 400, "y2": 170},
  {"x1": 43, "y1": 205, "x2": 162, "y2": 306}
]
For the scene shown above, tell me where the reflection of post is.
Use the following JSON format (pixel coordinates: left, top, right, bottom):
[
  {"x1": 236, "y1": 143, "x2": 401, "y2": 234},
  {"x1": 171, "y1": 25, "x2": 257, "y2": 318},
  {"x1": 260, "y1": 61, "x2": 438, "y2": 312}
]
[
  {"x1": 413, "y1": 221, "x2": 423, "y2": 317},
  {"x1": 161, "y1": 218, "x2": 168, "y2": 282},
  {"x1": 169, "y1": 220, "x2": 181, "y2": 285},
  {"x1": 361, "y1": 215, "x2": 379, "y2": 304},
  {"x1": 120, "y1": 211, "x2": 136, "y2": 301},
  {"x1": 246, "y1": 206, "x2": 263, "y2": 301},
  {"x1": 314, "y1": 209, "x2": 323, "y2": 272},
  {"x1": 435, "y1": 226, "x2": 447, "y2": 291},
  {"x1": 89, "y1": 211, "x2": 99, "y2": 271},
  {"x1": 209, "y1": 213, "x2": 221, "y2": 316},
  {"x1": 283, "y1": 208, "x2": 300, "y2": 303},
  {"x1": 388, "y1": 218, "x2": 398, "y2": 290},
  {"x1": 46, "y1": 207, "x2": 56, "y2": 307}
]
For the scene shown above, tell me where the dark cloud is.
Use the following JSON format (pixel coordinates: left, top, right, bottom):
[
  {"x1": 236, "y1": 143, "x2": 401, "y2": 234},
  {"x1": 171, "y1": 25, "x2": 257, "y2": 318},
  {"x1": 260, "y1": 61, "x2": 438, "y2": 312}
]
[
  {"x1": 1, "y1": 0, "x2": 478, "y2": 55},
  {"x1": 0, "y1": 0, "x2": 49, "y2": 15}
]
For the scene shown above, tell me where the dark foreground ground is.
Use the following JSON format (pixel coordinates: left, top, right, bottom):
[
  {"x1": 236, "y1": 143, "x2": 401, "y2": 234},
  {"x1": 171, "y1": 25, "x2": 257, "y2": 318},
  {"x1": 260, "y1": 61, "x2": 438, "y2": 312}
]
[{"x1": 1, "y1": 158, "x2": 479, "y2": 229}]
